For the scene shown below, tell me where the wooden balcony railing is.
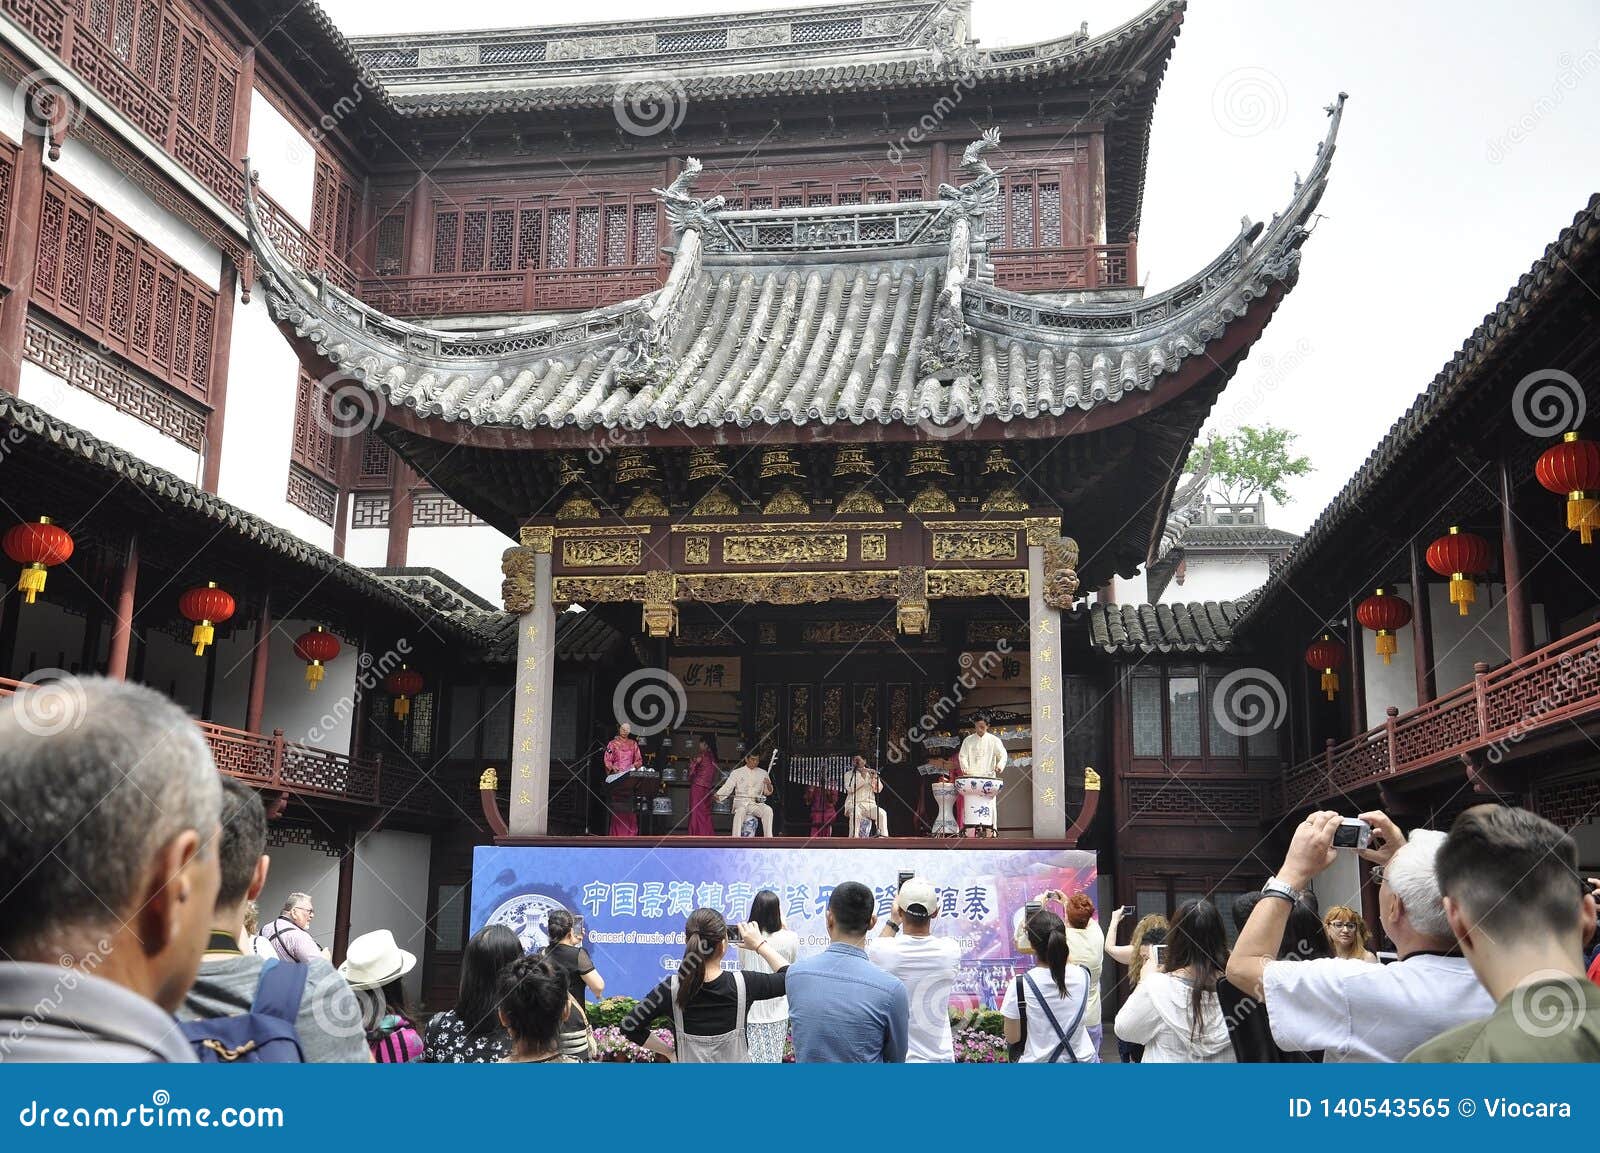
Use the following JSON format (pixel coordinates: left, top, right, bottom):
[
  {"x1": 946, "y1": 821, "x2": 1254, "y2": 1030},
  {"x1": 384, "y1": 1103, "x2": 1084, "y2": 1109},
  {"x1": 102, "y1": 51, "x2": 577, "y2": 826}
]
[
  {"x1": 1281, "y1": 621, "x2": 1600, "y2": 811},
  {"x1": 0, "y1": 676, "x2": 433, "y2": 814},
  {"x1": 356, "y1": 263, "x2": 665, "y2": 319},
  {"x1": 256, "y1": 190, "x2": 357, "y2": 294},
  {"x1": 990, "y1": 238, "x2": 1138, "y2": 294}
]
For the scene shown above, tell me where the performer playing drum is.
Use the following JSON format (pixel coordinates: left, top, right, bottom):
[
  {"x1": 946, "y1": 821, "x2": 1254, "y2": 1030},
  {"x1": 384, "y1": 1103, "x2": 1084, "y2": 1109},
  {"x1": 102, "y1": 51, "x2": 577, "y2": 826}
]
[
  {"x1": 715, "y1": 752, "x2": 775, "y2": 837},
  {"x1": 686, "y1": 733, "x2": 719, "y2": 837},
  {"x1": 845, "y1": 755, "x2": 887, "y2": 837},
  {"x1": 604, "y1": 721, "x2": 645, "y2": 836},
  {"x1": 957, "y1": 713, "x2": 1007, "y2": 837}
]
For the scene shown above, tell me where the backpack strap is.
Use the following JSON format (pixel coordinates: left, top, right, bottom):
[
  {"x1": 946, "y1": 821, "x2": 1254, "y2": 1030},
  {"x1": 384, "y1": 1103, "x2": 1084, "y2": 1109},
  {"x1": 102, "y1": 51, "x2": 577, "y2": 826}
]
[
  {"x1": 1006, "y1": 973, "x2": 1028, "y2": 1061},
  {"x1": 250, "y1": 959, "x2": 309, "y2": 1025},
  {"x1": 1024, "y1": 970, "x2": 1091, "y2": 1063},
  {"x1": 668, "y1": 975, "x2": 684, "y2": 1040},
  {"x1": 732, "y1": 971, "x2": 747, "y2": 1029}
]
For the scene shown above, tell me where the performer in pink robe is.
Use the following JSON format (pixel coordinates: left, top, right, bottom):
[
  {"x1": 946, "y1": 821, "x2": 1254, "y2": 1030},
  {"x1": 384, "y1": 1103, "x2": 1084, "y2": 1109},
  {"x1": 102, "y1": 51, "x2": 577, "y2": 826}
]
[
  {"x1": 604, "y1": 722, "x2": 644, "y2": 836},
  {"x1": 805, "y1": 785, "x2": 838, "y2": 837},
  {"x1": 686, "y1": 734, "x2": 719, "y2": 837}
]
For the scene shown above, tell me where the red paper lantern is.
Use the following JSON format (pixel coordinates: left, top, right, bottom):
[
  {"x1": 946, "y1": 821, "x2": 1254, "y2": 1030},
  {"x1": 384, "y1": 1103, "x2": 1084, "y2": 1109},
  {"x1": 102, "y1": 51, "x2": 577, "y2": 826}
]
[
  {"x1": 1535, "y1": 431, "x2": 1600, "y2": 544},
  {"x1": 1425, "y1": 526, "x2": 1494, "y2": 616},
  {"x1": 384, "y1": 665, "x2": 424, "y2": 719},
  {"x1": 3, "y1": 517, "x2": 73, "y2": 605},
  {"x1": 293, "y1": 625, "x2": 341, "y2": 690},
  {"x1": 1355, "y1": 587, "x2": 1412, "y2": 666},
  {"x1": 1304, "y1": 634, "x2": 1347, "y2": 701},
  {"x1": 177, "y1": 582, "x2": 235, "y2": 656}
]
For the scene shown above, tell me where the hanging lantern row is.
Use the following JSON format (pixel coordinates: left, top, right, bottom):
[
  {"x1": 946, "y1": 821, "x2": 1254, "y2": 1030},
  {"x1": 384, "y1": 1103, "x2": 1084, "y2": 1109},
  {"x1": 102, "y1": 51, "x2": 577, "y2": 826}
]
[
  {"x1": 1355, "y1": 587, "x2": 1412, "y2": 666},
  {"x1": 1535, "y1": 431, "x2": 1600, "y2": 545},
  {"x1": 293, "y1": 625, "x2": 342, "y2": 690},
  {"x1": 178, "y1": 582, "x2": 236, "y2": 657},
  {"x1": 1304, "y1": 633, "x2": 1347, "y2": 701},
  {"x1": 384, "y1": 665, "x2": 424, "y2": 719},
  {"x1": 3, "y1": 517, "x2": 74, "y2": 604},
  {"x1": 1425, "y1": 526, "x2": 1494, "y2": 616}
]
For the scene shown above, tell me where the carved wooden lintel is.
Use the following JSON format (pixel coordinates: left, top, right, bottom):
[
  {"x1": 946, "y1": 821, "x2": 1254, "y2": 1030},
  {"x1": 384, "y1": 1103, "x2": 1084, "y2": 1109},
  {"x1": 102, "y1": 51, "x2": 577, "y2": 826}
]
[{"x1": 897, "y1": 565, "x2": 930, "y2": 635}]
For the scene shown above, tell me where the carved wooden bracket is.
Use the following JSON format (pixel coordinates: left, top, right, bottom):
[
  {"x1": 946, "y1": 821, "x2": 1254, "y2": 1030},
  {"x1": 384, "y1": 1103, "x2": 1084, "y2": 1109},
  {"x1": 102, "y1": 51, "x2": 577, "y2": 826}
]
[
  {"x1": 896, "y1": 565, "x2": 929, "y2": 635},
  {"x1": 479, "y1": 767, "x2": 509, "y2": 838},
  {"x1": 641, "y1": 569, "x2": 678, "y2": 637},
  {"x1": 1461, "y1": 750, "x2": 1515, "y2": 799},
  {"x1": 501, "y1": 545, "x2": 536, "y2": 614},
  {"x1": 1064, "y1": 766, "x2": 1101, "y2": 847}
]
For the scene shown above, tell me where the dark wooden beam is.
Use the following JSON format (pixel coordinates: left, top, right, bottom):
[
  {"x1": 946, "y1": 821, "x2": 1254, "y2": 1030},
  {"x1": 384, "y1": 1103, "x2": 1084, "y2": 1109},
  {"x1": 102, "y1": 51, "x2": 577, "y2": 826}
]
[{"x1": 1408, "y1": 536, "x2": 1437, "y2": 704}]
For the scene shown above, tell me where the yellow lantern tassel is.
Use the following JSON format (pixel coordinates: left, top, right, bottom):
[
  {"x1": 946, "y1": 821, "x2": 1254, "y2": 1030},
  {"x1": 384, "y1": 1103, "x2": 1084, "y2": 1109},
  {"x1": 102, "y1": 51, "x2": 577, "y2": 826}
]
[
  {"x1": 17, "y1": 563, "x2": 46, "y2": 605},
  {"x1": 1449, "y1": 575, "x2": 1476, "y2": 615},
  {"x1": 191, "y1": 621, "x2": 214, "y2": 656},
  {"x1": 1569, "y1": 494, "x2": 1600, "y2": 545},
  {"x1": 305, "y1": 662, "x2": 325, "y2": 690},
  {"x1": 393, "y1": 696, "x2": 411, "y2": 719},
  {"x1": 1320, "y1": 669, "x2": 1339, "y2": 701},
  {"x1": 1375, "y1": 631, "x2": 1397, "y2": 665}
]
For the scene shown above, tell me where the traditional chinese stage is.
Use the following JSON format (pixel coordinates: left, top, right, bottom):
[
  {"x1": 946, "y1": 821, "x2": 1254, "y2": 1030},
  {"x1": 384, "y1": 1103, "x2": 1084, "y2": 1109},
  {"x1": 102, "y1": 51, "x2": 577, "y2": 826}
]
[{"x1": 471, "y1": 839, "x2": 1096, "y2": 1007}]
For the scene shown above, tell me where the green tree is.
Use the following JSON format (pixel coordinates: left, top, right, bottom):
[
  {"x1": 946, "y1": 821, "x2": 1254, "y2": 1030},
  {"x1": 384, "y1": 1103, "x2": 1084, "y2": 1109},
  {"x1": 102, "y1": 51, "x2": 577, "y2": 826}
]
[{"x1": 1185, "y1": 425, "x2": 1312, "y2": 505}]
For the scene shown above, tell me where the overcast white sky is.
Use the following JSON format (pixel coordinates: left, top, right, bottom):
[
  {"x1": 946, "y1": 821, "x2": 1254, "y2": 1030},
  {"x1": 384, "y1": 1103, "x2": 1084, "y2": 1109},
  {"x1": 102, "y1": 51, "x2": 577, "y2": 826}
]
[{"x1": 320, "y1": 0, "x2": 1600, "y2": 533}]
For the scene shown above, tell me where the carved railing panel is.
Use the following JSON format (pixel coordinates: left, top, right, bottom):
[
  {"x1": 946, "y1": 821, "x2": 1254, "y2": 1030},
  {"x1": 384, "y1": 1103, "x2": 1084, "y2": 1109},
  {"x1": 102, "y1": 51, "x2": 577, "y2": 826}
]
[{"x1": 990, "y1": 241, "x2": 1137, "y2": 293}]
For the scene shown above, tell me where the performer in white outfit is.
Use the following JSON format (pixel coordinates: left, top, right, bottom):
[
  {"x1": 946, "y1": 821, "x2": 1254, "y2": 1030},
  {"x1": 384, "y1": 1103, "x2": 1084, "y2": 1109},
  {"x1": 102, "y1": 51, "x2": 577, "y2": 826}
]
[
  {"x1": 845, "y1": 755, "x2": 888, "y2": 837},
  {"x1": 958, "y1": 715, "x2": 1008, "y2": 778},
  {"x1": 715, "y1": 753, "x2": 775, "y2": 837}
]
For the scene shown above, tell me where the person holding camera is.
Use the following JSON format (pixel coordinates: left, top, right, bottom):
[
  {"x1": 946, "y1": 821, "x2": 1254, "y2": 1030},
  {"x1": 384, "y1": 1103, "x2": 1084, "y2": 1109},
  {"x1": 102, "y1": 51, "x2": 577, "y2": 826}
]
[
  {"x1": 869, "y1": 877, "x2": 961, "y2": 1062},
  {"x1": 1112, "y1": 898, "x2": 1234, "y2": 1062},
  {"x1": 1226, "y1": 810, "x2": 1494, "y2": 1062},
  {"x1": 1002, "y1": 903, "x2": 1098, "y2": 1062}
]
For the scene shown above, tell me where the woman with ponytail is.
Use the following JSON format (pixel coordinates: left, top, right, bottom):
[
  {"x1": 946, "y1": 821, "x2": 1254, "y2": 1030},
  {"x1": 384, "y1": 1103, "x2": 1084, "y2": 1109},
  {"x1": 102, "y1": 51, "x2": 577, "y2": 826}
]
[
  {"x1": 1000, "y1": 906, "x2": 1097, "y2": 1062},
  {"x1": 622, "y1": 908, "x2": 792, "y2": 1062}
]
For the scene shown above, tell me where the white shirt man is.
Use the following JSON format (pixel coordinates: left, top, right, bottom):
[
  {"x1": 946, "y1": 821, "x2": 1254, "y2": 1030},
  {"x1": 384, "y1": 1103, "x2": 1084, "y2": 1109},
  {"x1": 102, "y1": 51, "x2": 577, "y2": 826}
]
[
  {"x1": 844, "y1": 757, "x2": 887, "y2": 836},
  {"x1": 868, "y1": 878, "x2": 961, "y2": 1062},
  {"x1": 715, "y1": 756, "x2": 774, "y2": 837},
  {"x1": 958, "y1": 719, "x2": 1007, "y2": 778}
]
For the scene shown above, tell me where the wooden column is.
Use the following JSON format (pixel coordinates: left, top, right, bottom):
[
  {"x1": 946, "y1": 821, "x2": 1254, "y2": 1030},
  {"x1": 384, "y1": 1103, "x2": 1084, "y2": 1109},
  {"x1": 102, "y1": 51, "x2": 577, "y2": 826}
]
[
  {"x1": 1026, "y1": 517, "x2": 1066, "y2": 839},
  {"x1": 200, "y1": 260, "x2": 239, "y2": 493},
  {"x1": 229, "y1": 48, "x2": 256, "y2": 164},
  {"x1": 386, "y1": 458, "x2": 414, "y2": 567},
  {"x1": 403, "y1": 177, "x2": 433, "y2": 277},
  {"x1": 1408, "y1": 538, "x2": 1437, "y2": 704},
  {"x1": 0, "y1": 123, "x2": 47, "y2": 394},
  {"x1": 331, "y1": 823, "x2": 357, "y2": 966},
  {"x1": 1500, "y1": 457, "x2": 1535, "y2": 660},
  {"x1": 245, "y1": 590, "x2": 271, "y2": 733},
  {"x1": 331, "y1": 427, "x2": 358, "y2": 558},
  {"x1": 105, "y1": 533, "x2": 139, "y2": 681},
  {"x1": 1346, "y1": 596, "x2": 1367, "y2": 735},
  {"x1": 508, "y1": 532, "x2": 557, "y2": 836}
]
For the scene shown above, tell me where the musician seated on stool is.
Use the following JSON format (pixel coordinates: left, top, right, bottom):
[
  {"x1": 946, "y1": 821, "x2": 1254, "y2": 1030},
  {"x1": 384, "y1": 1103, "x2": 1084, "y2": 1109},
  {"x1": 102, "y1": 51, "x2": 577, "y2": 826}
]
[
  {"x1": 715, "y1": 752, "x2": 775, "y2": 837},
  {"x1": 846, "y1": 755, "x2": 888, "y2": 837}
]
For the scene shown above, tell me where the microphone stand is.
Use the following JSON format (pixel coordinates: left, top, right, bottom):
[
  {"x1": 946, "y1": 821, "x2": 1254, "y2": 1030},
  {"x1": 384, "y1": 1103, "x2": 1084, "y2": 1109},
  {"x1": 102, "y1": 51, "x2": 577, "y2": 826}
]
[{"x1": 873, "y1": 726, "x2": 882, "y2": 838}]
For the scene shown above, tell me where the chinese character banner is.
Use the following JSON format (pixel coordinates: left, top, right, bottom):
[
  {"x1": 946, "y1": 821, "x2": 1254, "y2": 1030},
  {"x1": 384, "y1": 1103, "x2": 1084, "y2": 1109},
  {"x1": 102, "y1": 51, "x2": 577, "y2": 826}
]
[{"x1": 471, "y1": 844, "x2": 1096, "y2": 1009}]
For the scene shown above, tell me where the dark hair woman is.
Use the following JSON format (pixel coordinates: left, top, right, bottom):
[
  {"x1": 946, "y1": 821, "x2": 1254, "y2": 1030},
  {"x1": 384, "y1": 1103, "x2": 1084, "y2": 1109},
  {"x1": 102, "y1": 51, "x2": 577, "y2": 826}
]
[
  {"x1": 497, "y1": 955, "x2": 575, "y2": 1063},
  {"x1": 544, "y1": 907, "x2": 605, "y2": 1061},
  {"x1": 423, "y1": 924, "x2": 523, "y2": 1062},
  {"x1": 1000, "y1": 908, "x2": 1097, "y2": 1062},
  {"x1": 1218, "y1": 893, "x2": 1332, "y2": 1063},
  {"x1": 743, "y1": 891, "x2": 799, "y2": 1062},
  {"x1": 623, "y1": 908, "x2": 791, "y2": 1062},
  {"x1": 1113, "y1": 899, "x2": 1233, "y2": 1062}
]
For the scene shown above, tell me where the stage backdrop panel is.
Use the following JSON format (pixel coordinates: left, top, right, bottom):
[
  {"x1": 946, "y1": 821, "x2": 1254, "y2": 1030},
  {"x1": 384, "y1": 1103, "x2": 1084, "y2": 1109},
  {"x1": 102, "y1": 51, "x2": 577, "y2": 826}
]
[{"x1": 471, "y1": 844, "x2": 1096, "y2": 1009}]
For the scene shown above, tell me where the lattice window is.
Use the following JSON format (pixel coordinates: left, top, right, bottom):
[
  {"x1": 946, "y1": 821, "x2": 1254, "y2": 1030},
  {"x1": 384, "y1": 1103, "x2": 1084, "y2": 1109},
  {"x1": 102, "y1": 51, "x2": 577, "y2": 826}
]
[
  {"x1": 462, "y1": 209, "x2": 487, "y2": 271},
  {"x1": 374, "y1": 212, "x2": 405, "y2": 276},
  {"x1": 866, "y1": 191, "x2": 890, "y2": 204},
  {"x1": 290, "y1": 368, "x2": 338, "y2": 482},
  {"x1": 659, "y1": 29, "x2": 728, "y2": 53},
  {"x1": 547, "y1": 208, "x2": 571, "y2": 269},
  {"x1": 481, "y1": 42, "x2": 547, "y2": 65},
  {"x1": 357, "y1": 431, "x2": 393, "y2": 488},
  {"x1": 837, "y1": 191, "x2": 862, "y2": 206},
  {"x1": 633, "y1": 204, "x2": 657, "y2": 263},
  {"x1": 604, "y1": 204, "x2": 629, "y2": 266},
  {"x1": 778, "y1": 195, "x2": 802, "y2": 209},
  {"x1": 808, "y1": 192, "x2": 833, "y2": 206},
  {"x1": 432, "y1": 211, "x2": 459, "y2": 273},
  {"x1": 1039, "y1": 183, "x2": 1062, "y2": 246},
  {"x1": 310, "y1": 158, "x2": 359, "y2": 274},
  {"x1": 576, "y1": 205, "x2": 600, "y2": 267},
  {"x1": 518, "y1": 208, "x2": 542, "y2": 269},
  {"x1": 489, "y1": 209, "x2": 515, "y2": 271},
  {"x1": 794, "y1": 18, "x2": 862, "y2": 42},
  {"x1": 0, "y1": 140, "x2": 13, "y2": 276},
  {"x1": 1010, "y1": 185, "x2": 1034, "y2": 248}
]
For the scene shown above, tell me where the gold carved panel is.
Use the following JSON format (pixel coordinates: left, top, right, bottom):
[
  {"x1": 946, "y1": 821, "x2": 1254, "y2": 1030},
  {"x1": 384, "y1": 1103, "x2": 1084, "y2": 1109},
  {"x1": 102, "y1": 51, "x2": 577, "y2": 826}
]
[
  {"x1": 724, "y1": 533, "x2": 848, "y2": 565},
  {"x1": 562, "y1": 537, "x2": 642, "y2": 568},
  {"x1": 861, "y1": 533, "x2": 888, "y2": 562},
  {"x1": 552, "y1": 575, "x2": 650, "y2": 602},
  {"x1": 679, "y1": 571, "x2": 898, "y2": 605},
  {"x1": 931, "y1": 530, "x2": 1018, "y2": 562},
  {"x1": 927, "y1": 568, "x2": 1029, "y2": 598},
  {"x1": 683, "y1": 536, "x2": 711, "y2": 566}
]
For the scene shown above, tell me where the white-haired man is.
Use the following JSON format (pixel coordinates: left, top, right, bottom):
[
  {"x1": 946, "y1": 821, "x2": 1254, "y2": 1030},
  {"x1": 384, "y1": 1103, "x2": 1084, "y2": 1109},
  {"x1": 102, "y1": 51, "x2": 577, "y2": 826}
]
[{"x1": 1225, "y1": 810, "x2": 1495, "y2": 1062}]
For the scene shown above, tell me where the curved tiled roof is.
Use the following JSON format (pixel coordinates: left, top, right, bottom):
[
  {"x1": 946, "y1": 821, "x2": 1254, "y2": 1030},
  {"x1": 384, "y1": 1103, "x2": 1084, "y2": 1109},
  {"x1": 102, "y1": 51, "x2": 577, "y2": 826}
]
[
  {"x1": 1086, "y1": 600, "x2": 1241, "y2": 654},
  {"x1": 250, "y1": 96, "x2": 1343, "y2": 440}
]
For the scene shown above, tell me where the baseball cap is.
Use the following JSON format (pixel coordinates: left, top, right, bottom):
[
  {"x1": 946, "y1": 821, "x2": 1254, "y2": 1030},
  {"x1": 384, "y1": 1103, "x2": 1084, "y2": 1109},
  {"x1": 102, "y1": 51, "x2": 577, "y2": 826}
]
[{"x1": 899, "y1": 877, "x2": 940, "y2": 917}]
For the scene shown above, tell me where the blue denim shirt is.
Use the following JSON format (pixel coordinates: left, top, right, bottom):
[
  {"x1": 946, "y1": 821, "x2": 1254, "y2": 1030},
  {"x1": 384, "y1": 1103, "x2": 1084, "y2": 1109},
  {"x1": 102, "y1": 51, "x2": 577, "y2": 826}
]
[{"x1": 786, "y1": 942, "x2": 909, "y2": 1063}]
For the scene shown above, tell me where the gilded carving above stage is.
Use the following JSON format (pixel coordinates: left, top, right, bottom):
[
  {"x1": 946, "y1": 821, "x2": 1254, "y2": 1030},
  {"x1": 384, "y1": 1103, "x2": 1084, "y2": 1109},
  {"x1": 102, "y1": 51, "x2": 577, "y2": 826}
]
[
  {"x1": 623, "y1": 489, "x2": 670, "y2": 518},
  {"x1": 670, "y1": 521, "x2": 900, "y2": 534},
  {"x1": 861, "y1": 533, "x2": 888, "y2": 562},
  {"x1": 837, "y1": 488, "x2": 886, "y2": 515},
  {"x1": 832, "y1": 445, "x2": 874, "y2": 478},
  {"x1": 502, "y1": 545, "x2": 536, "y2": 614},
  {"x1": 641, "y1": 569, "x2": 678, "y2": 637},
  {"x1": 909, "y1": 485, "x2": 956, "y2": 514},
  {"x1": 552, "y1": 574, "x2": 651, "y2": 602},
  {"x1": 683, "y1": 536, "x2": 711, "y2": 566},
  {"x1": 556, "y1": 495, "x2": 602, "y2": 521},
  {"x1": 927, "y1": 568, "x2": 1028, "y2": 598},
  {"x1": 1042, "y1": 536, "x2": 1081, "y2": 610},
  {"x1": 562, "y1": 537, "x2": 642, "y2": 568},
  {"x1": 689, "y1": 488, "x2": 741, "y2": 518},
  {"x1": 897, "y1": 565, "x2": 930, "y2": 635},
  {"x1": 724, "y1": 533, "x2": 849, "y2": 565},
  {"x1": 762, "y1": 487, "x2": 812, "y2": 516},
  {"x1": 931, "y1": 529, "x2": 1018, "y2": 562},
  {"x1": 519, "y1": 526, "x2": 555, "y2": 553},
  {"x1": 680, "y1": 570, "x2": 898, "y2": 605},
  {"x1": 982, "y1": 487, "x2": 1031, "y2": 513},
  {"x1": 1025, "y1": 516, "x2": 1062, "y2": 547}
]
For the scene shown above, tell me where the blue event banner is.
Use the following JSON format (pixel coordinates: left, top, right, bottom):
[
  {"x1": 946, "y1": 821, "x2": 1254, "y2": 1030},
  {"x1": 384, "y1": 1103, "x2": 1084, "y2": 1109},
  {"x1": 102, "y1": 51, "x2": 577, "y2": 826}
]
[{"x1": 470, "y1": 842, "x2": 1096, "y2": 1004}]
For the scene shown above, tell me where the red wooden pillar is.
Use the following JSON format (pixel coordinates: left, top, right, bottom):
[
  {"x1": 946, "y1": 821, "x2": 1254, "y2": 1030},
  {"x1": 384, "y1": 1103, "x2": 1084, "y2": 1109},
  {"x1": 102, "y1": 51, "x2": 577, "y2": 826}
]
[
  {"x1": 386, "y1": 458, "x2": 414, "y2": 567},
  {"x1": 1500, "y1": 458, "x2": 1534, "y2": 659},
  {"x1": 0, "y1": 123, "x2": 47, "y2": 394},
  {"x1": 105, "y1": 533, "x2": 139, "y2": 681},
  {"x1": 1346, "y1": 596, "x2": 1367, "y2": 735},
  {"x1": 331, "y1": 823, "x2": 358, "y2": 966},
  {"x1": 244, "y1": 590, "x2": 271, "y2": 732},
  {"x1": 230, "y1": 47, "x2": 256, "y2": 165},
  {"x1": 1408, "y1": 537, "x2": 1437, "y2": 704},
  {"x1": 200, "y1": 260, "x2": 238, "y2": 493},
  {"x1": 404, "y1": 177, "x2": 432, "y2": 278}
]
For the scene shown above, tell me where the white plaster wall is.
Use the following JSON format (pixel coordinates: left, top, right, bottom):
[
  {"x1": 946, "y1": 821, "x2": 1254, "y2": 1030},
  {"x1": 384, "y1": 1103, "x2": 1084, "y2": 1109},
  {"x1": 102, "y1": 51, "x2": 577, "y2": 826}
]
[
  {"x1": 1161, "y1": 554, "x2": 1273, "y2": 605},
  {"x1": 351, "y1": 829, "x2": 432, "y2": 1003},
  {"x1": 255, "y1": 618, "x2": 358, "y2": 751},
  {"x1": 344, "y1": 526, "x2": 388, "y2": 569},
  {"x1": 49, "y1": 136, "x2": 221, "y2": 284},
  {"x1": 260, "y1": 846, "x2": 342, "y2": 957},
  {"x1": 0, "y1": 74, "x2": 22, "y2": 144},
  {"x1": 1361, "y1": 582, "x2": 1423, "y2": 723},
  {"x1": 406, "y1": 523, "x2": 516, "y2": 605},
  {"x1": 1428, "y1": 580, "x2": 1513, "y2": 693},
  {"x1": 247, "y1": 89, "x2": 317, "y2": 230},
  {"x1": 5, "y1": 598, "x2": 85, "y2": 678},
  {"x1": 215, "y1": 281, "x2": 335, "y2": 551},
  {"x1": 18, "y1": 361, "x2": 203, "y2": 482},
  {"x1": 138, "y1": 628, "x2": 214, "y2": 718}
]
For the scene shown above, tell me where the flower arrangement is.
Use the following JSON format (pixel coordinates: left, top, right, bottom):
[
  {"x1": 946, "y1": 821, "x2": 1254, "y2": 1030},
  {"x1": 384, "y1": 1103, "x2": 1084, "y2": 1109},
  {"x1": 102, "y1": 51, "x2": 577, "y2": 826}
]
[
  {"x1": 950, "y1": 1008, "x2": 1006, "y2": 1038},
  {"x1": 593, "y1": 1025, "x2": 674, "y2": 1062},
  {"x1": 587, "y1": 996, "x2": 668, "y2": 1031},
  {"x1": 953, "y1": 1027, "x2": 1009, "y2": 1063}
]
